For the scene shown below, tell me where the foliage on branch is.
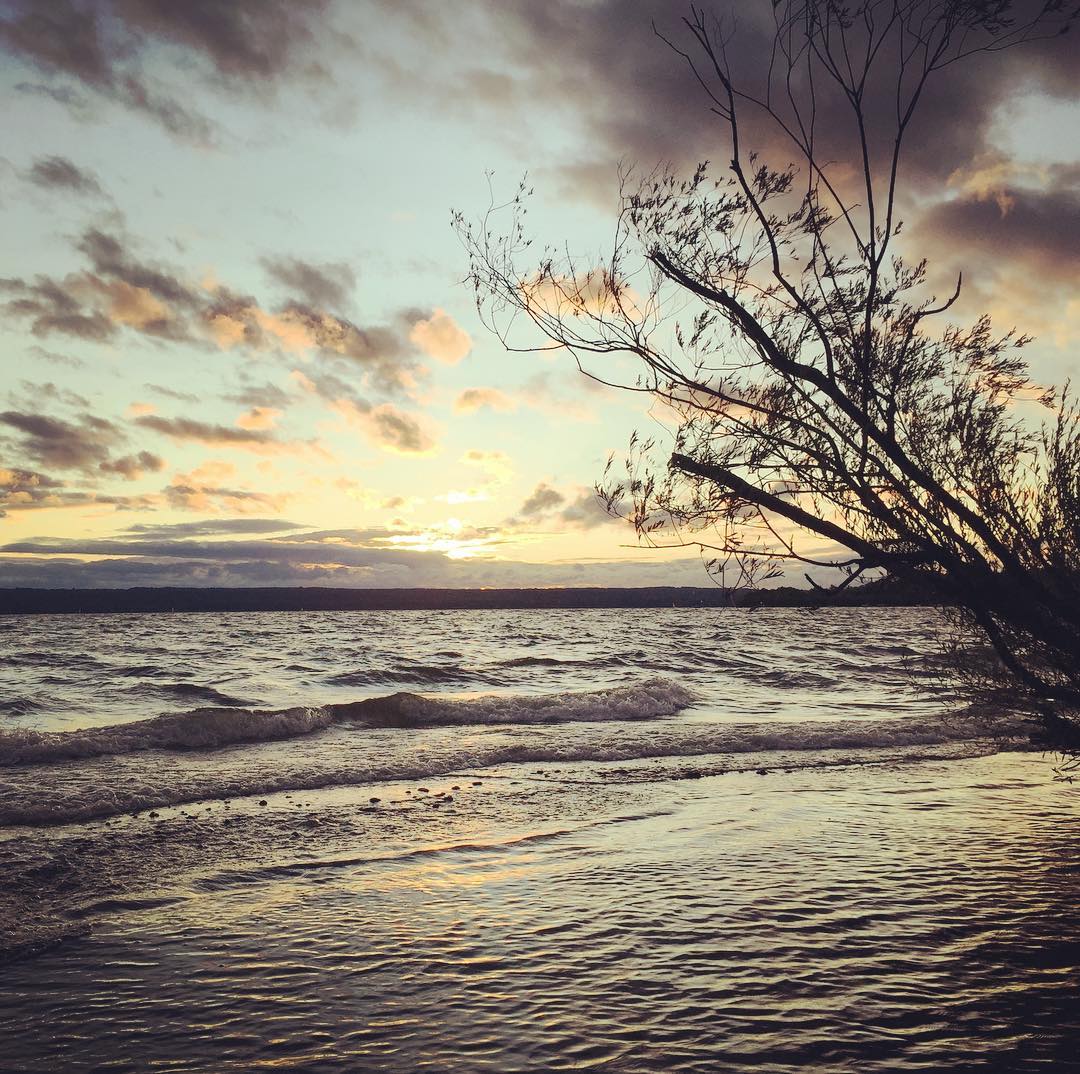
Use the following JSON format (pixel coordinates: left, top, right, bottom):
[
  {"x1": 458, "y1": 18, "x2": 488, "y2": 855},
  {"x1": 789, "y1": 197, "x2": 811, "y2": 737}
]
[{"x1": 455, "y1": 0, "x2": 1080, "y2": 714}]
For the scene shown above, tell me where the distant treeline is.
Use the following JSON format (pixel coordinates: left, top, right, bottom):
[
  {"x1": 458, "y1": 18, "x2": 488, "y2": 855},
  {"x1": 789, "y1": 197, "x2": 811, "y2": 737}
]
[{"x1": 0, "y1": 580, "x2": 941, "y2": 615}]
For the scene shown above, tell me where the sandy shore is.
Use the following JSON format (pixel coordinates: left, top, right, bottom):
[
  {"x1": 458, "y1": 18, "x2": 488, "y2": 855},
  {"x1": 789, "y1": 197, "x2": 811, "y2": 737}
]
[{"x1": 3, "y1": 750, "x2": 1080, "y2": 1072}]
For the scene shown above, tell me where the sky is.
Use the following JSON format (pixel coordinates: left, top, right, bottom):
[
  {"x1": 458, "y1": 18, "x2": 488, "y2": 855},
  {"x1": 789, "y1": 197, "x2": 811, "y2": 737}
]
[{"x1": 1, "y1": 0, "x2": 1078, "y2": 590}]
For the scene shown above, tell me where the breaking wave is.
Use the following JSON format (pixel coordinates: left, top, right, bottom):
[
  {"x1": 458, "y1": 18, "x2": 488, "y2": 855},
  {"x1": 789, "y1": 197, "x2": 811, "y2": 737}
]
[
  {"x1": 0, "y1": 679, "x2": 697, "y2": 766},
  {"x1": 0, "y1": 700, "x2": 1034, "y2": 826}
]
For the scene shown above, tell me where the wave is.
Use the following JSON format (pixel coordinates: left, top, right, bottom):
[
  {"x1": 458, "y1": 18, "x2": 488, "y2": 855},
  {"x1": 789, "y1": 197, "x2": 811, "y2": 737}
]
[
  {"x1": 0, "y1": 705, "x2": 1035, "y2": 827},
  {"x1": 327, "y1": 665, "x2": 476, "y2": 687},
  {"x1": 152, "y1": 683, "x2": 257, "y2": 707},
  {"x1": 0, "y1": 697, "x2": 42, "y2": 717},
  {"x1": 0, "y1": 679, "x2": 698, "y2": 766}
]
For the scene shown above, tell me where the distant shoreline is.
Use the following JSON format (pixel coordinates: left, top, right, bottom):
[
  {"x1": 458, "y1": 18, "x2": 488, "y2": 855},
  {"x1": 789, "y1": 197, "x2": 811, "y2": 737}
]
[{"x1": 0, "y1": 583, "x2": 940, "y2": 615}]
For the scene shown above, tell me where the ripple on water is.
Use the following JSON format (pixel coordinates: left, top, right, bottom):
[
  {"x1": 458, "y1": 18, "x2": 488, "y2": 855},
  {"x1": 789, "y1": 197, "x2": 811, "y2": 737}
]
[{"x1": 2, "y1": 755, "x2": 1079, "y2": 1073}]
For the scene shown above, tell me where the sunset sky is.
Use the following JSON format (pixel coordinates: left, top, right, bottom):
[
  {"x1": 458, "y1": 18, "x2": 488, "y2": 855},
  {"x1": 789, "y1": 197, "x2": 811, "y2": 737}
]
[{"x1": 1, "y1": 0, "x2": 1078, "y2": 589}]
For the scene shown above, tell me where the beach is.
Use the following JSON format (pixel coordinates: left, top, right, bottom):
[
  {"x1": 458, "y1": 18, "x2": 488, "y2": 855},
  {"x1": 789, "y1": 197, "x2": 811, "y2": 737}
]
[{"x1": 3, "y1": 607, "x2": 1079, "y2": 1071}]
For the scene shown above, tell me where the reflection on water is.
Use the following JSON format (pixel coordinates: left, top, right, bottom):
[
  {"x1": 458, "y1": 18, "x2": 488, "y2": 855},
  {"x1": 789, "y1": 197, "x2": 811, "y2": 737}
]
[{"x1": 4, "y1": 754, "x2": 1080, "y2": 1073}]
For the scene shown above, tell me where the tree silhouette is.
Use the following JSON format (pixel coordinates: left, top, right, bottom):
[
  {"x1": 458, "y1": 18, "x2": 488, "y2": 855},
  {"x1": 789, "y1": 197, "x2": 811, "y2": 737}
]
[{"x1": 456, "y1": 1, "x2": 1080, "y2": 725}]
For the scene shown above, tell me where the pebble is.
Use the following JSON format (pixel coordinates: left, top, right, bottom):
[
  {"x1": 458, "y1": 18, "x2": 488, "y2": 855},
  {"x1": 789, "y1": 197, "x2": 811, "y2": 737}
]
[
  {"x1": 259, "y1": 800, "x2": 268, "y2": 806},
  {"x1": 369, "y1": 797, "x2": 381, "y2": 804},
  {"x1": 472, "y1": 781, "x2": 482, "y2": 786}
]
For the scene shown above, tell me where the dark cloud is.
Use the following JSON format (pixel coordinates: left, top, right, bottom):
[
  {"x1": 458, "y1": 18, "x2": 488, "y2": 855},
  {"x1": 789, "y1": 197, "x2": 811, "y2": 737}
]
[
  {"x1": 77, "y1": 228, "x2": 199, "y2": 308},
  {"x1": 558, "y1": 488, "x2": 611, "y2": 529},
  {"x1": 520, "y1": 482, "x2": 565, "y2": 517},
  {"x1": 365, "y1": 405, "x2": 435, "y2": 455},
  {"x1": 917, "y1": 182, "x2": 1080, "y2": 283},
  {"x1": 123, "y1": 518, "x2": 306, "y2": 538},
  {"x1": 0, "y1": 409, "x2": 121, "y2": 470},
  {"x1": 513, "y1": 482, "x2": 613, "y2": 530},
  {"x1": 25, "y1": 155, "x2": 104, "y2": 196},
  {"x1": 0, "y1": 275, "x2": 115, "y2": 341},
  {"x1": 486, "y1": 1, "x2": 1077, "y2": 199},
  {"x1": 383, "y1": 0, "x2": 1079, "y2": 280},
  {"x1": 99, "y1": 450, "x2": 165, "y2": 480},
  {"x1": 261, "y1": 256, "x2": 356, "y2": 310},
  {"x1": 134, "y1": 414, "x2": 277, "y2": 447},
  {"x1": 0, "y1": 0, "x2": 342, "y2": 141},
  {"x1": 114, "y1": 0, "x2": 330, "y2": 84},
  {"x1": 0, "y1": 1, "x2": 112, "y2": 86}
]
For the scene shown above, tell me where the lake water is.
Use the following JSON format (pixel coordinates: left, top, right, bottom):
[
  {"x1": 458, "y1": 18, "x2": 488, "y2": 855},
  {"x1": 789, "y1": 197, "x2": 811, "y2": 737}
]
[{"x1": 2, "y1": 607, "x2": 1078, "y2": 1071}]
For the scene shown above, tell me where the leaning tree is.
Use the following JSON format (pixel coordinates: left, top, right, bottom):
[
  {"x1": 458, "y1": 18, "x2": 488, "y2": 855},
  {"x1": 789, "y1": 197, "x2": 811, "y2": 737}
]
[{"x1": 456, "y1": 0, "x2": 1080, "y2": 725}]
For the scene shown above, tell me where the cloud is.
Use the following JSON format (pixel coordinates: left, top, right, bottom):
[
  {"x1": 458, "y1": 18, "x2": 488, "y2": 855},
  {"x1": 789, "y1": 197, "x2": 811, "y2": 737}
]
[
  {"x1": 513, "y1": 481, "x2": 613, "y2": 530},
  {"x1": 0, "y1": 409, "x2": 122, "y2": 470},
  {"x1": 409, "y1": 307, "x2": 472, "y2": 365},
  {"x1": 163, "y1": 460, "x2": 289, "y2": 514},
  {"x1": 25, "y1": 155, "x2": 103, "y2": 196},
  {"x1": 224, "y1": 380, "x2": 293, "y2": 410},
  {"x1": 557, "y1": 488, "x2": 612, "y2": 529},
  {"x1": 1, "y1": 466, "x2": 64, "y2": 513},
  {"x1": 918, "y1": 181, "x2": 1080, "y2": 282},
  {"x1": 207, "y1": 293, "x2": 424, "y2": 396},
  {"x1": 0, "y1": 227, "x2": 200, "y2": 343},
  {"x1": 454, "y1": 386, "x2": 517, "y2": 414},
  {"x1": 0, "y1": 525, "x2": 710, "y2": 589},
  {"x1": 134, "y1": 413, "x2": 281, "y2": 450},
  {"x1": 0, "y1": 0, "x2": 344, "y2": 142},
  {"x1": 0, "y1": 465, "x2": 156, "y2": 516},
  {"x1": 145, "y1": 382, "x2": 199, "y2": 402},
  {"x1": 0, "y1": 275, "x2": 116, "y2": 341},
  {"x1": 99, "y1": 450, "x2": 165, "y2": 481},
  {"x1": 12, "y1": 379, "x2": 89, "y2": 409},
  {"x1": 261, "y1": 256, "x2": 356, "y2": 310},
  {"x1": 913, "y1": 161, "x2": 1080, "y2": 336},
  {"x1": 519, "y1": 482, "x2": 565, "y2": 517},
  {"x1": 361, "y1": 403, "x2": 437, "y2": 456},
  {"x1": 293, "y1": 368, "x2": 439, "y2": 456},
  {"x1": 2, "y1": 226, "x2": 451, "y2": 410},
  {"x1": 236, "y1": 406, "x2": 282, "y2": 431},
  {"x1": 123, "y1": 518, "x2": 306, "y2": 539}
]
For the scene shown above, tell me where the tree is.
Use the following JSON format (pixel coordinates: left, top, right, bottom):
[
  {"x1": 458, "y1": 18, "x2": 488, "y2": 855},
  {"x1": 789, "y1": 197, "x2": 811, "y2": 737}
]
[{"x1": 455, "y1": 0, "x2": 1080, "y2": 728}]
